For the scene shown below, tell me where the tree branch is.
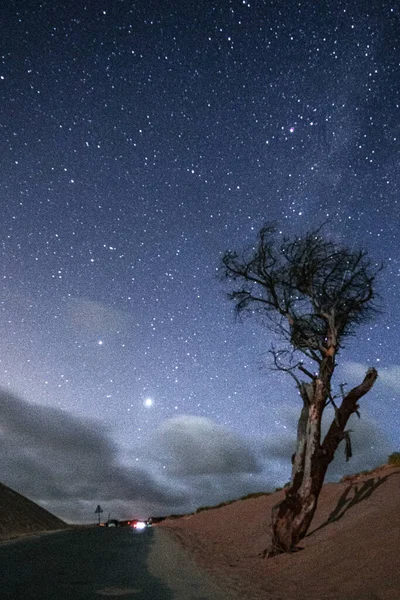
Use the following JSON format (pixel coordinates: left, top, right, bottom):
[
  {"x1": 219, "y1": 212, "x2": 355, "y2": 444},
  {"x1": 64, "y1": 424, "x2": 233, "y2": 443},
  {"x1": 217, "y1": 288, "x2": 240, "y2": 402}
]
[
  {"x1": 321, "y1": 367, "x2": 378, "y2": 459},
  {"x1": 298, "y1": 364, "x2": 316, "y2": 380},
  {"x1": 269, "y1": 348, "x2": 302, "y2": 388}
]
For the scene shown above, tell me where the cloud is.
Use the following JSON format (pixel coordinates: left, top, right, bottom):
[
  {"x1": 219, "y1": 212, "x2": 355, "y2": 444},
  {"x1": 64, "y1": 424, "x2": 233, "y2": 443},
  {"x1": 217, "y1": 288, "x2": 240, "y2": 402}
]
[
  {"x1": 0, "y1": 394, "x2": 266, "y2": 523},
  {"x1": 342, "y1": 361, "x2": 373, "y2": 381},
  {"x1": 2, "y1": 389, "x2": 390, "y2": 525},
  {"x1": 343, "y1": 361, "x2": 400, "y2": 393},
  {"x1": 122, "y1": 415, "x2": 270, "y2": 514},
  {"x1": 325, "y1": 413, "x2": 392, "y2": 480},
  {"x1": 260, "y1": 403, "x2": 392, "y2": 483},
  {"x1": 152, "y1": 415, "x2": 261, "y2": 476},
  {"x1": 67, "y1": 298, "x2": 133, "y2": 336},
  {"x1": 379, "y1": 366, "x2": 400, "y2": 392},
  {"x1": 0, "y1": 390, "x2": 186, "y2": 522}
]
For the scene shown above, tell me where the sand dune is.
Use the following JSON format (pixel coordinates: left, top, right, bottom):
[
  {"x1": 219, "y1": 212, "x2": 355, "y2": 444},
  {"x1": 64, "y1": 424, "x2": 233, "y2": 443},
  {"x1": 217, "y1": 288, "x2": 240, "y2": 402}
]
[
  {"x1": 160, "y1": 465, "x2": 400, "y2": 600},
  {"x1": 0, "y1": 482, "x2": 68, "y2": 542}
]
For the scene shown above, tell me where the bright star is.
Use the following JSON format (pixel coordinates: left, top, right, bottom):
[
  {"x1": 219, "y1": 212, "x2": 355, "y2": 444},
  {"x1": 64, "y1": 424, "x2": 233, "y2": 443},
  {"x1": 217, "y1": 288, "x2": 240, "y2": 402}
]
[{"x1": 143, "y1": 398, "x2": 153, "y2": 407}]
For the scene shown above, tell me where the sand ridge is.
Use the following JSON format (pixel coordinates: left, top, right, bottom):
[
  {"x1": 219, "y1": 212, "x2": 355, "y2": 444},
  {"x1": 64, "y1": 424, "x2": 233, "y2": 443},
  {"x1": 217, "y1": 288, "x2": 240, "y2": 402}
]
[{"x1": 159, "y1": 465, "x2": 400, "y2": 600}]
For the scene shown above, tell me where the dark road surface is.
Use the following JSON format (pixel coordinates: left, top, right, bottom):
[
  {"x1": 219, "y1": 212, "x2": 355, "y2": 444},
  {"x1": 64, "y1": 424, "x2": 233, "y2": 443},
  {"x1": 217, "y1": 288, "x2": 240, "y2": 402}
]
[{"x1": 0, "y1": 527, "x2": 174, "y2": 600}]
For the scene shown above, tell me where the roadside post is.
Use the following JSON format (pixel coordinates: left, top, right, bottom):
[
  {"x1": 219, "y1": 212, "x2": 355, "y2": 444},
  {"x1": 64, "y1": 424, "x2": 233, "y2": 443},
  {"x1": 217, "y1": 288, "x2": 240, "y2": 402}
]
[{"x1": 95, "y1": 504, "x2": 103, "y2": 525}]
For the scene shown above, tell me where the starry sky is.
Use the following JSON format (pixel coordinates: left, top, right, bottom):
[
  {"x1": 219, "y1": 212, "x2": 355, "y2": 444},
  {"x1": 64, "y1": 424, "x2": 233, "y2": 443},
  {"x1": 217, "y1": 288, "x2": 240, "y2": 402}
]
[{"x1": 1, "y1": 0, "x2": 399, "y2": 523}]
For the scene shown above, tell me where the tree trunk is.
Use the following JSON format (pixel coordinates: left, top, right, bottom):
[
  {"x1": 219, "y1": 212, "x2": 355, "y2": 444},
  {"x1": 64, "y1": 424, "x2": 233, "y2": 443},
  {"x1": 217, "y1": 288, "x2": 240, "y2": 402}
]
[
  {"x1": 268, "y1": 457, "x2": 329, "y2": 554},
  {"x1": 266, "y1": 367, "x2": 378, "y2": 557},
  {"x1": 268, "y1": 390, "x2": 329, "y2": 555}
]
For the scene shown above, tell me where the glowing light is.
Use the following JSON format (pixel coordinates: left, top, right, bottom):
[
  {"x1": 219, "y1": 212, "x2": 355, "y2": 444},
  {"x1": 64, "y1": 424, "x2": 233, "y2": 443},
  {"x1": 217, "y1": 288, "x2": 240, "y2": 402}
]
[
  {"x1": 134, "y1": 521, "x2": 147, "y2": 530},
  {"x1": 143, "y1": 398, "x2": 153, "y2": 407}
]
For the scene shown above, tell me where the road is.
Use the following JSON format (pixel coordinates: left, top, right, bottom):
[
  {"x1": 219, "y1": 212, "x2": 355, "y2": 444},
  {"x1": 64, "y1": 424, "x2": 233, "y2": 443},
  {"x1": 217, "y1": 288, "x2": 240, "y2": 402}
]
[{"x1": 0, "y1": 527, "x2": 174, "y2": 600}]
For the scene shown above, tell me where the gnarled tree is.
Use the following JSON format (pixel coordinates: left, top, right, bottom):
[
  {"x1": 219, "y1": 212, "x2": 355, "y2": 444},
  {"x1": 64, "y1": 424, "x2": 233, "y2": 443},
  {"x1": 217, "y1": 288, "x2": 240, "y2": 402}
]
[{"x1": 221, "y1": 224, "x2": 381, "y2": 556}]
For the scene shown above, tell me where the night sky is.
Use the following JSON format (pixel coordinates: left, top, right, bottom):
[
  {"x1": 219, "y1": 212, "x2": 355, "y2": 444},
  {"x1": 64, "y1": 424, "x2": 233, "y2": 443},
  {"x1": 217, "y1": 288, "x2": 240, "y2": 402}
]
[{"x1": 1, "y1": 0, "x2": 399, "y2": 523}]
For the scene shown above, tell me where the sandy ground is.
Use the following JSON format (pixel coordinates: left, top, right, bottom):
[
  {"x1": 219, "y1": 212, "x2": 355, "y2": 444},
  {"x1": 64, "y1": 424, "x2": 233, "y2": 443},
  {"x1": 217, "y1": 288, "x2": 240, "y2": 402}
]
[{"x1": 159, "y1": 465, "x2": 400, "y2": 600}]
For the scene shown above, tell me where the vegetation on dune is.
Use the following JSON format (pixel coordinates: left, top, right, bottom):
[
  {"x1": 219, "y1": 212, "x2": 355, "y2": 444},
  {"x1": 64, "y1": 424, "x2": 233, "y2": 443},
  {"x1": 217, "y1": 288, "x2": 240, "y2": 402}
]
[
  {"x1": 195, "y1": 491, "x2": 272, "y2": 514},
  {"x1": 388, "y1": 452, "x2": 400, "y2": 467},
  {"x1": 178, "y1": 456, "x2": 398, "y2": 518}
]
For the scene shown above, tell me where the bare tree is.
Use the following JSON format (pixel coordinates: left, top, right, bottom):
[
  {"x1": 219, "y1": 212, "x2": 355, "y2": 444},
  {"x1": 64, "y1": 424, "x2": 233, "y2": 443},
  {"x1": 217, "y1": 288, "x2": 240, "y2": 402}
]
[{"x1": 221, "y1": 224, "x2": 381, "y2": 556}]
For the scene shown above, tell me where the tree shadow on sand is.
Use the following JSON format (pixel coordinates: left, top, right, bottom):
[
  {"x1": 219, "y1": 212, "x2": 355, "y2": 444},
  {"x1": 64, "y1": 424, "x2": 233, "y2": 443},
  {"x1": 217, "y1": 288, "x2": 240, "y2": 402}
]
[{"x1": 307, "y1": 472, "x2": 397, "y2": 537}]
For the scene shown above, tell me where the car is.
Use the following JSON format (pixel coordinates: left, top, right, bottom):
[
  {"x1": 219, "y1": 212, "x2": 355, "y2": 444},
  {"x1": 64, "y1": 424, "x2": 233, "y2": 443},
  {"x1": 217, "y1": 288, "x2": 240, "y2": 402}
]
[
  {"x1": 118, "y1": 519, "x2": 137, "y2": 527},
  {"x1": 105, "y1": 519, "x2": 119, "y2": 527}
]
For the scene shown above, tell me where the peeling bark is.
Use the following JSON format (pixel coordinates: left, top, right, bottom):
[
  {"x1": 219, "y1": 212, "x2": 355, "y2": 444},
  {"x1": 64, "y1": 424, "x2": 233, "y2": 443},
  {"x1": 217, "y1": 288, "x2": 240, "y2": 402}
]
[
  {"x1": 266, "y1": 367, "x2": 378, "y2": 557},
  {"x1": 268, "y1": 456, "x2": 329, "y2": 555}
]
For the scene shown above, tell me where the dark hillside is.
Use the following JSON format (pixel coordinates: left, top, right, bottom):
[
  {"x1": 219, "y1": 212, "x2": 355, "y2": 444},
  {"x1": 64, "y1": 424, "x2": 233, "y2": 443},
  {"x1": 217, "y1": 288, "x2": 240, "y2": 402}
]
[{"x1": 0, "y1": 482, "x2": 68, "y2": 541}]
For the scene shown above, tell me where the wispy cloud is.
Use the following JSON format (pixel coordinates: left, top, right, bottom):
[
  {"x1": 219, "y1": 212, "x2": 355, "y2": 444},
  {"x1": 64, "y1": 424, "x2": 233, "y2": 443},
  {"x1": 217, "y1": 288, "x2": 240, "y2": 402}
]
[
  {"x1": 151, "y1": 415, "x2": 262, "y2": 476},
  {"x1": 343, "y1": 362, "x2": 400, "y2": 392}
]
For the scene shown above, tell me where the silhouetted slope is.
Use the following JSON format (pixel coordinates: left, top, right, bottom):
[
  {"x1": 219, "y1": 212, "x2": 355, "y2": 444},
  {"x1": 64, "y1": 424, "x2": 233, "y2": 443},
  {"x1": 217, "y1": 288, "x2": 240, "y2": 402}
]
[{"x1": 0, "y1": 482, "x2": 68, "y2": 540}]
